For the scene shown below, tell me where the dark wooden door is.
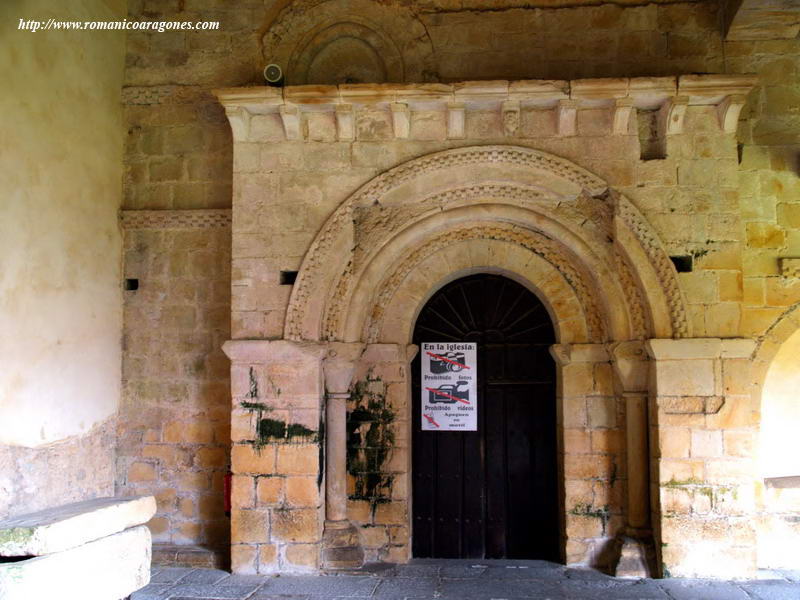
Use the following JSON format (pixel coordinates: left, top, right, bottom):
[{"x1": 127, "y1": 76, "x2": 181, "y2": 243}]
[{"x1": 411, "y1": 274, "x2": 559, "y2": 560}]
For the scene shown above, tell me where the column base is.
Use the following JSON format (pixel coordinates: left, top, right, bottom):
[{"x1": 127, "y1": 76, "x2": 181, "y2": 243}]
[
  {"x1": 321, "y1": 520, "x2": 364, "y2": 570},
  {"x1": 612, "y1": 532, "x2": 656, "y2": 578}
]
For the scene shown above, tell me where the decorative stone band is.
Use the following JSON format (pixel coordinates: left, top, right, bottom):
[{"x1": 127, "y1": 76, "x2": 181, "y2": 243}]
[
  {"x1": 214, "y1": 75, "x2": 757, "y2": 142},
  {"x1": 120, "y1": 209, "x2": 232, "y2": 230}
]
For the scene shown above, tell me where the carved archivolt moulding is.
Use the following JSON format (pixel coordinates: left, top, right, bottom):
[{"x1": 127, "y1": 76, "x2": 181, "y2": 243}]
[
  {"x1": 284, "y1": 145, "x2": 688, "y2": 344},
  {"x1": 362, "y1": 223, "x2": 605, "y2": 343}
]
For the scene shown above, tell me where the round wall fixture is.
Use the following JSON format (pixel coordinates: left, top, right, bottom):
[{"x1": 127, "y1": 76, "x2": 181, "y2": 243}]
[{"x1": 263, "y1": 63, "x2": 284, "y2": 86}]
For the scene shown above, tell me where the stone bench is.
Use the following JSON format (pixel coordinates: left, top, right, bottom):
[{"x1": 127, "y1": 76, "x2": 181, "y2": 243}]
[{"x1": 0, "y1": 496, "x2": 156, "y2": 600}]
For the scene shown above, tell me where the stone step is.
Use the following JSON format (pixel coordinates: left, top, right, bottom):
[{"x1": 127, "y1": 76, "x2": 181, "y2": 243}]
[
  {"x1": 0, "y1": 495, "x2": 156, "y2": 556},
  {"x1": 0, "y1": 525, "x2": 151, "y2": 600}
]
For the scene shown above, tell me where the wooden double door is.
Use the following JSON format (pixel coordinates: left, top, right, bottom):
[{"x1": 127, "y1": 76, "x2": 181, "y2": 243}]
[{"x1": 411, "y1": 274, "x2": 559, "y2": 560}]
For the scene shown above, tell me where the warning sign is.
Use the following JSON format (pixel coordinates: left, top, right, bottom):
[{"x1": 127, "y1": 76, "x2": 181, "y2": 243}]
[{"x1": 421, "y1": 342, "x2": 477, "y2": 431}]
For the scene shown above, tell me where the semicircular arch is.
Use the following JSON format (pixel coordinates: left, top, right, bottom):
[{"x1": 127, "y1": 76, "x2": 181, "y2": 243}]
[{"x1": 283, "y1": 145, "x2": 688, "y2": 344}]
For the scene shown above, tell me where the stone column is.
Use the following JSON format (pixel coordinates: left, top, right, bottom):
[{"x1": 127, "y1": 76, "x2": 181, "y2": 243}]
[
  {"x1": 321, "y1": 342, "x2": 365, "y2": 569},
  {"x1": 610, "y1": 341, "x2": 655, "y2": 578}
]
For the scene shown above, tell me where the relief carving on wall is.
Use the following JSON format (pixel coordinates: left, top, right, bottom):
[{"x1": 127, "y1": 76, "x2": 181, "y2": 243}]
[{"x1": 261, "y1": 0, "x2": 436, "y2": 85}]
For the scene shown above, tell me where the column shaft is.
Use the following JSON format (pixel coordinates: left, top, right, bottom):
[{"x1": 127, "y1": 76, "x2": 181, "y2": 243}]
[{"x1": 326, "y1": 393, "x2": 348, "y2": 523}]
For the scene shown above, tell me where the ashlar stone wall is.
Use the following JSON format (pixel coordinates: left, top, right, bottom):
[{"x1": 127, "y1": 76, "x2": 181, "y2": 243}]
[
  {"x1": 117, "y1": 212, "x2": 232, "y2": 550},
  {"x1": 121, "y1": 0, "x2": 800, "y2": 572},
  {"x1": 216, "y1": 74, "x2": 766, "y2": 577}
]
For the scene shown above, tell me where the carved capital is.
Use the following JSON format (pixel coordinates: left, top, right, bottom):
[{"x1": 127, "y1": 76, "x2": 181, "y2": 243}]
[
  {"x1": 224, "y1": 105, "x2": 251, "y2": 141},
  {"x1": 610, "y1": 341, "x2": 649, "y2": 393},
  {"x1": 323, "y1": 342, "x2": 365, "y2": 395}
]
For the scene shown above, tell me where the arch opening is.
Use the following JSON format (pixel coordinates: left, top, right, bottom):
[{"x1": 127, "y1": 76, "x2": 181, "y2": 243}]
[{"x1": 410, "y1": 273, "x2": 560, "y2": 560}]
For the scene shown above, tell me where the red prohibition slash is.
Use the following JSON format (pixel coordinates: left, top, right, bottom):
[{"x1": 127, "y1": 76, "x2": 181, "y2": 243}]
[
  {"x1": 426, "y1": 351, "x2": 470, "y2": 370},
  {"x1": 423, "y1": 414, "x2": 440, "y2": 428},
  {"x1": 425, "y1": 387, "x2": 471, "y2": 404}
]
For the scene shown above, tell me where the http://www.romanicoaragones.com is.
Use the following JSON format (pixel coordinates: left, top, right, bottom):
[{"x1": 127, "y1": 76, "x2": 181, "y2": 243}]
[{"x1": 18, "y1": 18, "x2": 220, "y2": 33}]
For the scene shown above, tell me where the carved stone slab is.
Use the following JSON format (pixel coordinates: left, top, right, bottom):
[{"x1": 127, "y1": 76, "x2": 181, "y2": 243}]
[
  {"x1": 0, "y1": 495, "x2": 156, "y2": 556},
  {"x1": 0, "y1": 525, "x2": 151, "y2": 600}
]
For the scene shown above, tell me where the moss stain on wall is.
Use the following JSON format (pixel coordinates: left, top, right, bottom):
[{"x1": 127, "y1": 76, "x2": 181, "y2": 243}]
[{"x1": 347, "y1": 372, "x2": 396, "y2": 512}]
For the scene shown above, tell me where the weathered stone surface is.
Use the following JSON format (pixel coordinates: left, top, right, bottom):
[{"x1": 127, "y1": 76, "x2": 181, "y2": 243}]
[
  {"x1": 0, "y1": 525, "x2": 151, "y2": 600},
  {"x1": 0, "y1": 496, "x2": 156, "y2": 557}
]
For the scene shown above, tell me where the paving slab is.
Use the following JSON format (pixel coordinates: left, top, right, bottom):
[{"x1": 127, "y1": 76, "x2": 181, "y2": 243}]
[
  {"x1": 180, "y1": 569, "x2": 233, "y2": 585},
  {"x1": 657, "y1": 579, "x2": 751, "y2": 600},
  {"x1": 373, "y1": 576, "x2": 438, "y2": 598},
  {"x1": 130, "y1": 562, "x2": 800, "y2": 600},
  {"x1": 163, "y1": 582, "x2": 262, "y2": 598},
  {"x1": 150, "y1": 566, "x2": 197, "y2": 584},
  {"x1": 261, "y1": 576, "x2": 379, "y2": 597},
  {"x1": 0, "y1": 495, "x2": 156, "y2": 556},
  {"x1": 739, "y1": 581, "x2": 800, "y2": 600}
]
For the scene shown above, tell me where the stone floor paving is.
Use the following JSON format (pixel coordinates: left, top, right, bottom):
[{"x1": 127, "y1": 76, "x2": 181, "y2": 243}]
[{"x1": 132, "y1": 561, "x2": 800, "y2": 600}]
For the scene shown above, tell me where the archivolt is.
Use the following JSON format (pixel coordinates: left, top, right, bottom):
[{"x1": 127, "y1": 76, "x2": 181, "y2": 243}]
[
  {"x1": 362, "y1": 223, "x2": 604, "y2": 343},
  {"x1": 283, "y1": 145, "x2": 689, "y2": 343}
]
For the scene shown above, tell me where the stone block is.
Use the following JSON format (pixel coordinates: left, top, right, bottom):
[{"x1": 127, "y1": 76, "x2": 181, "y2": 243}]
[
  {"x1": 646, "y1": 338, "x2": 722, "y2": 360},
  {"x1": 271, "y1": 508, "x2": 320, "y2": 543},
  {"x1": 286, "y1": 477, "x2": 321, "y2": 508},
  {"x1": 746, "y1": 222, "x2": 786, "y2": 249},
  {"x1": 276, "y1": 444, "x2": 319, "y2": 475},
  {"x1": 232, "y1": 444, "x2": 276, "y2": 475},
  {"x1": 690, "y1": 430, "x2": 723, "y2": 458},
  {"x1": 257, "y1": 477, "x2": 284, "y2": 505},
  {"x1": 0, "y1": 496, "x2": 156, "y2": 556},
  {"x1": 285, "y1": 543, "x2": 319, "y2": 568},
  {"x1": 659, "y1": 428, "x2": 690, "y2": 459},
  {"x1": 0, "y1": 525, "x2": 151, "y2": 600},
  {"x1": 374, "y1": 502, "x2": 407, "y2": 525},
  {"x1": 258, "y1": 544, "x2": 278, "y2": 572},
  {"x1": 231, "y1": 509, "x2": 268, "y2": 544},
  {"x1": 654, "y1": 360, "x2": 716, "y2": 396},
  {"x1": 231, "y1": 543, "x2": 258, "y2": 575},
  {"x1": 564, "y1": 429, "x2": 592, "y2": 454},
  {"x1": 587, "y1": 397, "x2": 617, "y2": 429},
  {"x1": 659, "y1": 459, "x2": 704, "y2": 484},
  {"x1": 232, "y1": 475, "x2": 255, "y2": 509}
]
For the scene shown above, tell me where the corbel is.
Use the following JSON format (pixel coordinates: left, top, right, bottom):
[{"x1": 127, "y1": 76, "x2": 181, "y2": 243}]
[
  {"x1": 613, "y1": 98, "x2": 635, "y2": 135},
  {"x1": 335, "y1": 104, "x2": 354, "y2": 141},
  {"x1": 658, "y1": 95, "x2": 689, "y2": 136},
  {"x1": 557, "y1": 99, "x2": 578, "y2": 137},
  {"x1": 716, "y1": 94, "x2": 747, "y2": 134},
  {"x1": 391, "y1": 102, "x2": 410, "y2": 139},
  {"x1": 502, "y1": 100, "x2": 520, "y2": 136},
  {"x1": 279, "y1": 104, "x2": 301, "y2": 141},
  {"x1": 447, "y1": 102, "x2": 465, "y2": 139}
]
